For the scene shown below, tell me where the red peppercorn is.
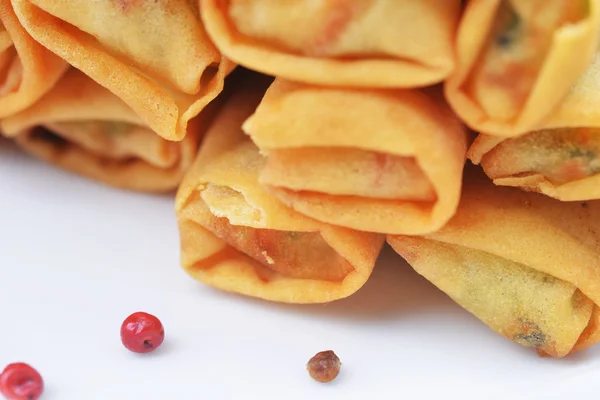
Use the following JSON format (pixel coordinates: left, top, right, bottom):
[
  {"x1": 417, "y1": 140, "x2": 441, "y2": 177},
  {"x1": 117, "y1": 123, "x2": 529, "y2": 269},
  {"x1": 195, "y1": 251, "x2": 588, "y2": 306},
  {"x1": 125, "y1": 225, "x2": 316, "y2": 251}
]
[
  {"x1": 120, "y1": 312, "x2": 165, "y2": 354},
  {"x1": 0, "y1": 363, "x2": 44, "y2": 400}
]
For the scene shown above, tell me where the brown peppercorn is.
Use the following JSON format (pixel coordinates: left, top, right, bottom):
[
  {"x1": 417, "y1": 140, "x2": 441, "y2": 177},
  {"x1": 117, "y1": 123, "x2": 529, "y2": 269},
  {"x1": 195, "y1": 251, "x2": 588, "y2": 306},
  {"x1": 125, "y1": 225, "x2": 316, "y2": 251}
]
[{"x1": 306, "y1": 350, "x2": 341, "y2": 383}]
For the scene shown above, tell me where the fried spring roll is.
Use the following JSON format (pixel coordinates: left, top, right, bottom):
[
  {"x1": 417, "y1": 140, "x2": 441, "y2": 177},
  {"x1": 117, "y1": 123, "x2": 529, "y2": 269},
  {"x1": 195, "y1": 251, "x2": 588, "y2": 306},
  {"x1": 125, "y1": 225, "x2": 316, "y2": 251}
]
[
  {"x1": 200, "y1": 0, "x2": 461, "y2": 88},
  {"x1": 388, "y1": 169, "x2": 600, "y2": 358},
  {"x1": 243, "y1": 79, "x2": 468, "y2": 235},
  {"x1": 1, "y1": 69, "x2": 201, "y2": 192},
  {"x1": 445, "y1": 0, "x2": 600, "y2": 136},
  {"x1": 0, "y1": 0, "x2": 67, "y2": 117},
  {"x1": 175, "y1": 78, "x2": 384, "y2": 303},
  {"x1": 469, "y1": 53, "x2": 600, "y2": 201},
  {"x1": 11, "y1": 0, "x2": 233, "y2": 141}
]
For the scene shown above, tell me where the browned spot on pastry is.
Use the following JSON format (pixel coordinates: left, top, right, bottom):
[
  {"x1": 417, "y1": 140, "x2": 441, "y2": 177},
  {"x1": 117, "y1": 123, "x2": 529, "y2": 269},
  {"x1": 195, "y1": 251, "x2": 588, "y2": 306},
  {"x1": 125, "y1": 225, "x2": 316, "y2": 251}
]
[
  {"x1": 508, "y1": 319, "x2": 558, "y2": 356},
  {"x1": 513, "y1": 321, "x2": 546, "y2": 348}
]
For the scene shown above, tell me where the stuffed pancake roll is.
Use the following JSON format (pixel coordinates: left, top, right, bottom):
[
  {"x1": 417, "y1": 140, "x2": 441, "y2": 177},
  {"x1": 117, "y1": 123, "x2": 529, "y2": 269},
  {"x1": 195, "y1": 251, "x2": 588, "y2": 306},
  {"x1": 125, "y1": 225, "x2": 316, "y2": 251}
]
[
  {"x1": 200, "y1": 0, "x2": 461, "y2": 88},
  {"x1": 243, "y1": 79, "x2": 468, "y2": 235},
  {"x1": 175, "y1": 77, "x2": 384, "y2": 304},
  {"x1": 469, "y1": 53, "x2": 600, "y2": 201},
  {"x1": 11, "y1": 0, "x2": 233, "y2": 141},
  {"x1": 445, "y1": 0, "x2": 600, "y2": 136},
  {"x1": 388, "y1": 169, "x2": 600, "y2": 358},
  {"x1": 1, "y1": 69, "x2": 200, "y2": 192},
  {"x1": 0, "y1": 0, "x2": 67, "y2": 117}
]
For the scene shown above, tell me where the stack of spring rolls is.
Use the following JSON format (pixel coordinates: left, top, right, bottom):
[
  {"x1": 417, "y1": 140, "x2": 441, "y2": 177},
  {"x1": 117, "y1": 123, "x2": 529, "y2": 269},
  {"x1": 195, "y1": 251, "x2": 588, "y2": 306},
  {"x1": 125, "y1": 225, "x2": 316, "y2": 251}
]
[
  {"x1": 0, "y1": 0, "x2": 231, "y2": 191},
  {"x1": 3, "y1": 0, "x2": 600, "y2": 358}
]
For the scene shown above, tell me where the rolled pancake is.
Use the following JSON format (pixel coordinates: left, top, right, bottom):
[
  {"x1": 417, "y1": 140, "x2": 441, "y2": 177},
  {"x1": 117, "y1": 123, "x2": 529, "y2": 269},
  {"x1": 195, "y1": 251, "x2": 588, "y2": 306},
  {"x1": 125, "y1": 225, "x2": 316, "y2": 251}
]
[
  {"x1": 11, "y1": 0, "x2": 233, "y2": 141},
  {"x1": 0, "y1": 0, "x2": 67, "y2": 117},
  {"x1": 175, "y1": 78, "x2": 384, "y2": 303},
  {"x1": 200, "y1": 0, "x2": 460, "y2": 88},
  {"x1": 388, "y1": 168, "x2": 600, "y2": 358},
  {"x1": 243, "y1": 79, "x2": 468, "y2": 235},
  {"x1": 1, "y1": 69, "x2": 201, "y2": 192},
  {"x1": 469, "y1": 53, "x2": 600, "y2": 201},
  {"x1": 445, "y1": 0, "x2": 600, "y2": 136}
]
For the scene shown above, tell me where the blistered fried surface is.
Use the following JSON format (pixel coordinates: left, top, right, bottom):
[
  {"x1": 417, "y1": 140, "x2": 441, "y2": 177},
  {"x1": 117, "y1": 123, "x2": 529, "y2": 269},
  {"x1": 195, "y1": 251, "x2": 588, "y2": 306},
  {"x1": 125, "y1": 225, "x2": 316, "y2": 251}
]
[
  {"x1": 175, "y1": 76, "x2": 383, "y2": 303},
  {"x1": 11, "y1": 0, "x2": 231, "y2": 140},
  {"x1": 201, "y1": 0, "x2": 459, "y2": 87},
  {"x1": 445, "y1": 0, "x2": 600, "y2": 136},
  {"x1": 388, "y1": 169, "x2": 600, "y2": 357},
  {"x1": 1, "y1": 69, "x2": 200, "y2": 192},
  {"x1": 244, "y1": 79, "x2": 467, "y2": 234}
]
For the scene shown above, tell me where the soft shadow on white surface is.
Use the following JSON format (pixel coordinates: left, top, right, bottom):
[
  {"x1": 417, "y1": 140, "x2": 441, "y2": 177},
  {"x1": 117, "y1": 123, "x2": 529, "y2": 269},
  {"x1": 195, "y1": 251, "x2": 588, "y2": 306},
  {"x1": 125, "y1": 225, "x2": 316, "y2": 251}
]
[
  {"x1": 2, "y1": 142, "x2": 600, "y2": 400},
  {"x1": 199, "y1": 245, "x2": 456, "y2": 321}
]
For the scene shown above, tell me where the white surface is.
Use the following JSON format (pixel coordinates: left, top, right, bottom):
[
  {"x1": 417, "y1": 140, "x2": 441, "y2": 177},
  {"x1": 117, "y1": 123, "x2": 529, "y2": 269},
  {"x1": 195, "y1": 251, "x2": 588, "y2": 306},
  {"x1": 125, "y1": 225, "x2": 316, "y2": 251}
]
[{"x1": 1, "y1": 139, "x2": 600, "y2": 400}]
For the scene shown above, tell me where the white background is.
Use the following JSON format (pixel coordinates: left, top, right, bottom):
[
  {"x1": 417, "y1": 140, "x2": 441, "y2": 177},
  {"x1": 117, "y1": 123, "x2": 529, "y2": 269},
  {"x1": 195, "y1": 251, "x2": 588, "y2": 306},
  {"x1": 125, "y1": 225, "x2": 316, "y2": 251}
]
[{"x1": 1, "y1": 138, "x2": 599, "y2": 399}]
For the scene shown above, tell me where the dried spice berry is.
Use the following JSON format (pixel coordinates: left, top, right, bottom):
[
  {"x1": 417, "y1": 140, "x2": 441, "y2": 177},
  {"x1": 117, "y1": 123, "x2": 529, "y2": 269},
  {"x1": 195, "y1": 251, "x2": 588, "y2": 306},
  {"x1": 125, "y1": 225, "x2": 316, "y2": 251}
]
[
  {"x1": 0, "y1": 362, "x2": 44, "y2": 400},
  {"x1": 120, "y1": 312, "x2": 165, "y2": 354},
  {"x1": 306, "y1": 350, "x2": 341, "y2": 383}
]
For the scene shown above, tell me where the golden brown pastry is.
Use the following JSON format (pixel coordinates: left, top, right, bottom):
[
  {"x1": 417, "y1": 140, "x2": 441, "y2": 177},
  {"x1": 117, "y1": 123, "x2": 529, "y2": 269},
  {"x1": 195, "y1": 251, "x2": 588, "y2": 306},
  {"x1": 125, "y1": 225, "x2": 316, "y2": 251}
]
[
  {"x1": 11, "y1": 0, "x2": 233, "y2": 141},
  {"x1": 176, "y1": 75, "x2": 384, "y2": 303},
  {"x1": 388, "y1": 168, "x2": 600, "y2": 358},
  {"x1": 243, "y1": 79, "x2": 468, "y2": 235},
  {"x1": 200, "y1": 0, "x2": 460, "y2": 87},
  {"x1": 469, "y1": 53, "x2": 600, "y2": 201},
  {"x1": 0, "y1": 0, "x2": 67, "y2": 118},
  {"x1": 445, "y1": 0, "x2": 600, "y2": 136},
  {"x1": 1, "y1": 69, "x2": 201, "y2": 192}
]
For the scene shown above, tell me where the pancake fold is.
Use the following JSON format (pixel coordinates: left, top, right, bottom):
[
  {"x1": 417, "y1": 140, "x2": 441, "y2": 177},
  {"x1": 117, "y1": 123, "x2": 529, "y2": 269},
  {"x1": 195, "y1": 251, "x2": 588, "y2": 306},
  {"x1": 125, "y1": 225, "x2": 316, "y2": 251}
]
[
  {"x1": 243, "y1": 79, "x2": 468, "y2": 235},
  {"x1": 176, "y1": 76, "x2": 384, "y2": 303},
  {"x1": 1, "y1": 69, "x2": 202, "y2": 192},
  {"x1": 470, "y1": 53, "x2": 600, "y2": 201},
  {"x1": 388, "y1": 169, "x2": 600, "y2": 358},
  {"x1": 200, "y1": 0, "x2": 461, "y2": 88},
  {"x1": 0, "y1": 0, "x2": 68, "y2": 118},
  {"x1": 11, "y1": 0, "x2": 233, "y2": 141},
  {"x1": 445, "y1": 0, "x2": 600, "y2": 136}
]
